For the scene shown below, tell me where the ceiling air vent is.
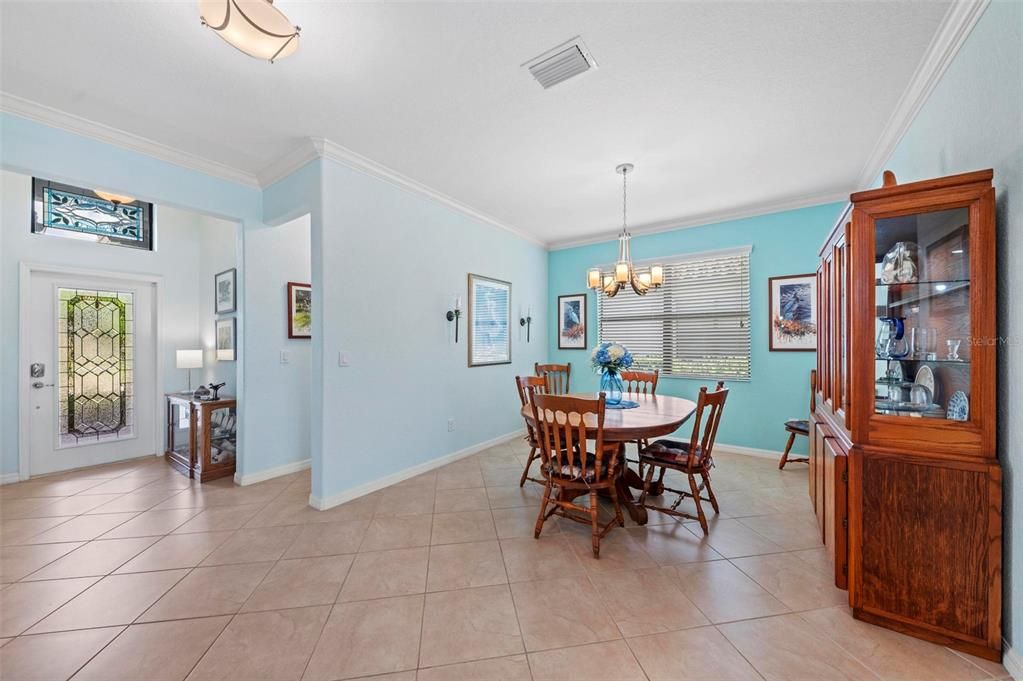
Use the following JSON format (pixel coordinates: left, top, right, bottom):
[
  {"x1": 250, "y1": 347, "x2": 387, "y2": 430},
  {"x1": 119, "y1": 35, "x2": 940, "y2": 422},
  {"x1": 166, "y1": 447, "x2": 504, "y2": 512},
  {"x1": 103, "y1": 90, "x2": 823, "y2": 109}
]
[{"x1": 524, "y1": 37, "x2": 597, "y2": 89}]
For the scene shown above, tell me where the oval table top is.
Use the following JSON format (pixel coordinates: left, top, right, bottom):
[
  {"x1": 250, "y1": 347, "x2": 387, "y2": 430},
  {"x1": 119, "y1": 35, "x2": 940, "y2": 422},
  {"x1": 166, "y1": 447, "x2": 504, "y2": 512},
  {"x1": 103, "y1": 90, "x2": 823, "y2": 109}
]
[{"x1": 520, "y1": 392, "x2": 697, "y2": 442}]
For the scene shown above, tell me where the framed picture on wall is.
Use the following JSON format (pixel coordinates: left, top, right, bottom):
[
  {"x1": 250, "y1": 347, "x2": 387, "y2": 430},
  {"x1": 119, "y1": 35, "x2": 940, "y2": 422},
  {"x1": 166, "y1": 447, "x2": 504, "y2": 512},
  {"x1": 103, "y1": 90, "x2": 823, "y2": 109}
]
[
  {"x1": 214, "y1": 268, "x2": 237, "y2": 314},
  {"x1": 287, "y1": 282, "x2": 312, "y2": 339},
  {"x1": 768, "y1": 273, "x2": 817, "y2": 351},
  {"x1": 216, "y1": 318, "x2": 236, "y2": 361},
  {"x1": 557, "y1": 293, "x2": 587, "y2": 349},
  {"x1": 467, "y1": 273, "x2": 511, "y2": 367}
]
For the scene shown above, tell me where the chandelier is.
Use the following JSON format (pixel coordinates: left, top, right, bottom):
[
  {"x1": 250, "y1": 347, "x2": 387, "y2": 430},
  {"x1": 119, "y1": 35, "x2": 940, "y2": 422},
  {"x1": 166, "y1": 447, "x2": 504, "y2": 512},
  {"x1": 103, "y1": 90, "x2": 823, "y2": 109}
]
[
  {"x1": 587, "y1": 164, "x2": 664, "y2": 297},
  {"x1": 199, "y1": 0, "x2": 301, "y2": 63}
]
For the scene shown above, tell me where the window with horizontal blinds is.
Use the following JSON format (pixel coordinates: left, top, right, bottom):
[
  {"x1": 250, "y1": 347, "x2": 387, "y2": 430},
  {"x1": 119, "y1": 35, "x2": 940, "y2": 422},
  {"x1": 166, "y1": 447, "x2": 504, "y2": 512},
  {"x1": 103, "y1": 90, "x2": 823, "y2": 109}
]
[{"x1": 597, "y1": 249, "x2": 751, "y2": 380}]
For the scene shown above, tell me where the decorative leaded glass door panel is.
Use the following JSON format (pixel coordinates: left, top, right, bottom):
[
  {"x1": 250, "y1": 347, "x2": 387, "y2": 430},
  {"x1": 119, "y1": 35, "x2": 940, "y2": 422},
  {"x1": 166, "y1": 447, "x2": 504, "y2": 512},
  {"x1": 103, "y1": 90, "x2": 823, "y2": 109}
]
[
  {"x1": 28, "y1": 271, "x2": 157, "y2": 476},
  {"x1": 58, "y1": 287, "x2": 135, "y2": 447}
]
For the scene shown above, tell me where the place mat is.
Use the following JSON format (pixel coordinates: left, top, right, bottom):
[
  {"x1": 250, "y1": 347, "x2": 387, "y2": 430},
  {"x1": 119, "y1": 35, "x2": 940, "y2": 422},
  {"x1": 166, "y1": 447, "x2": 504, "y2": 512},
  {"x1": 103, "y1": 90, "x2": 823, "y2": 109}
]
[{"x1": 607, "y1": 400, "x2": 640, "y2": 409}]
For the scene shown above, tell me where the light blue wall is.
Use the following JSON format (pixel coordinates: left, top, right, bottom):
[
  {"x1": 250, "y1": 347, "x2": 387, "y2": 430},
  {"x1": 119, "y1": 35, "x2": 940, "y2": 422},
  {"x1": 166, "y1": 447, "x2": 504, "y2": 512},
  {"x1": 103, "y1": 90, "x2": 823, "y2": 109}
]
[
  {"x1": 0, "y1": 112, "x2": 305, "y2": 479},
  {"x1": 874, "y1": 0, "x2": 1022, "y2": 651},
  {"x1": 548, "y1": 202, "x2": 844, "y2": 455},
  {"x1": 312, "y1": 159, "x2": 548, "y2": 502}
]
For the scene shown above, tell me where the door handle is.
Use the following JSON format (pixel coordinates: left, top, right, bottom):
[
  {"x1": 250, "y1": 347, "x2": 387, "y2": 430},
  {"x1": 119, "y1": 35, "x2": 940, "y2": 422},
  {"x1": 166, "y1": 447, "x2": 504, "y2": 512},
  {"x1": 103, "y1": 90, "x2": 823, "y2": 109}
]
[{"x1": 32, "y1": 382, "x2": 54, "y2": 389}]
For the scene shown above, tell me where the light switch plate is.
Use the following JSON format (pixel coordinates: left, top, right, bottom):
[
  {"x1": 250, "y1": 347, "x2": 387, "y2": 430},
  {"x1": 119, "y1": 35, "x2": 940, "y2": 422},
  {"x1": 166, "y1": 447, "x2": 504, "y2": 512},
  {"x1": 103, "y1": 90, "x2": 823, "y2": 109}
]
[
  {"x1": 280, "y1": 350, "x2": 290, "y2": 365},
  {"x1": 339, "y1": 351, "x2": 351, "y2": 367}
]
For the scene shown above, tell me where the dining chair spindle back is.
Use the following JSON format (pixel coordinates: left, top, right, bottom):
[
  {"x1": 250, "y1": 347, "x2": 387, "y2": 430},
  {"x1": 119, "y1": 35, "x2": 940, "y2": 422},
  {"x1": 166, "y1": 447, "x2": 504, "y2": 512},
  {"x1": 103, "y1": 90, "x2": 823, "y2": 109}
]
[
  {"x1": 516, "y1": 375, "x2": 549, "y2": 487},
  {"x1": 529, "y1": 390, "x2": 624, "y2": 557},
  {"x1": 534, "y1": 363, "x2": 571, "y2": 395},
  {"x1": 637, "y1": 382, "x2": 729, "y2": 534}
]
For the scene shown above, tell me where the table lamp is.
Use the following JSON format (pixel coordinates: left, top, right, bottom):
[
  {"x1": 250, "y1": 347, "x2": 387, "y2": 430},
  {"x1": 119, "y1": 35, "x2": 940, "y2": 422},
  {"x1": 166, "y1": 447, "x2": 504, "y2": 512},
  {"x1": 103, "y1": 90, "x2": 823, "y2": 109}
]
[{"x1": 176, "y1": 349, "x2": 203, "y2": 392}]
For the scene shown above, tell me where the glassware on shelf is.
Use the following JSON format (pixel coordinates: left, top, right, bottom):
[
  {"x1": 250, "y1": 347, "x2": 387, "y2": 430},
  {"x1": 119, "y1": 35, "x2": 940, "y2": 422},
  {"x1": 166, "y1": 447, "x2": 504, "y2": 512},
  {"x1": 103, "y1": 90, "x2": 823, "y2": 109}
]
[
  {"x1": 911, "y1": 327, "x2": 938, "y2": 360},
  {"x1": 876, "y1": 317, "x2": 910, "y2": 359},
  {"x1": 909, "y1": 383, "x2": 933, "y2": 408},
  {"x1": 880, "y1": 241, "x2": 920, "y2": 284},
  {"x1": 947, "y1": 338, "x2": 963, "y2": 361}
]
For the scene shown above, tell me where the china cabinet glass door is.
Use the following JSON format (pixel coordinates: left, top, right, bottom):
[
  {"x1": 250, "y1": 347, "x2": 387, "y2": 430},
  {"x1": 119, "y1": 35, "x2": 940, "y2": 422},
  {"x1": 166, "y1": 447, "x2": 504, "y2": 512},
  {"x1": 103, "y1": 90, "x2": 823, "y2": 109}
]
[{"x1": 873, "y1": 207, "x2": 971, "y2": 421}]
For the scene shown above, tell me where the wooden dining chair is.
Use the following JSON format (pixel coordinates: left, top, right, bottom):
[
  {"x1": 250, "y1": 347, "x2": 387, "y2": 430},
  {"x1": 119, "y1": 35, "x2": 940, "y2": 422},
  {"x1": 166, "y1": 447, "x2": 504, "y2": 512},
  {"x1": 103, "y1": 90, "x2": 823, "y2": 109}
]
[
  {"x1": 534, "y1": 363, "x2": 571, "y2": 395},
  {"x1": 778, "y1": 369, "x2": 816, "y2": 469},
  {"x1": 637, "y1": 382, "x2": 728, "y2": 534},
  {"x1": 621, "y1": 369, "x2": 659, "y2": 396},
  {"x1": 621, "y1": 369, "x2": 660, "y2": 472},
  {"x1": 529, "y1": 390, "x2": 624, "y2": 558},
  {"x1": 516, "y1": 375, "x2": 549, "y2": 487}
]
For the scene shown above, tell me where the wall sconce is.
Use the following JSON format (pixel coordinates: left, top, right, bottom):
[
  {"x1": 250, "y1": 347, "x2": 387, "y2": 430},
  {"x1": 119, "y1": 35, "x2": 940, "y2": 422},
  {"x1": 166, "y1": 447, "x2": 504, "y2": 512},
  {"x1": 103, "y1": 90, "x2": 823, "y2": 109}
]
[
  {"x1": 519, "y1": 306, "x2": 532, "y2": 343},
  {"x1": 446, "y1": 296, "x2": 463, "y2": 343}
]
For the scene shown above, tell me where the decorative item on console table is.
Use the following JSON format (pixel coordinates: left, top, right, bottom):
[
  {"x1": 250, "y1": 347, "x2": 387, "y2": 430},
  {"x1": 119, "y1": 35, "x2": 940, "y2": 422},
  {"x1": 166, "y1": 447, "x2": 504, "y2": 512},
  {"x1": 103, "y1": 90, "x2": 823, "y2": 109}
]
[
  {"x1": 165, "y1": 393, "x2": 237, "y2": 482},
  {"x1": 817, "y1": 169, "x2": 1001, "y2": 661}
]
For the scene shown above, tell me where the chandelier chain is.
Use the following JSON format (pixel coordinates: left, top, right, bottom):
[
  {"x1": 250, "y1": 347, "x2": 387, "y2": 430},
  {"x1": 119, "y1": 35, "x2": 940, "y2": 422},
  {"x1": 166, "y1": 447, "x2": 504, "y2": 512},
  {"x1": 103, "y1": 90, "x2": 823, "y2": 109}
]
[{"x1": 622, "y1": 167, "x2": 628, "y2": 234}]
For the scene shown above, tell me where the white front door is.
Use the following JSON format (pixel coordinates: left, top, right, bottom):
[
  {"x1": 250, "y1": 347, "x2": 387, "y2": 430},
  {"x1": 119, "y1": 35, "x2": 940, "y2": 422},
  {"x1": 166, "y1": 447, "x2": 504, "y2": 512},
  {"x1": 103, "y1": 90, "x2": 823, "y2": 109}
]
[{"x1": 27, "y1": 270, "x2": 158, "y2": 476}]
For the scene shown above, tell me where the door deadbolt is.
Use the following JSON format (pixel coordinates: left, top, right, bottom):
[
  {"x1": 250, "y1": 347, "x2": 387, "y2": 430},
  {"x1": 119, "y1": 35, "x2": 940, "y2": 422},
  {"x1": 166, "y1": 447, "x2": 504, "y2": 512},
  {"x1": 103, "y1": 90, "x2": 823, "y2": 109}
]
[{"x1": 30, "y1": 363, "x2": 45, "y2": 378}]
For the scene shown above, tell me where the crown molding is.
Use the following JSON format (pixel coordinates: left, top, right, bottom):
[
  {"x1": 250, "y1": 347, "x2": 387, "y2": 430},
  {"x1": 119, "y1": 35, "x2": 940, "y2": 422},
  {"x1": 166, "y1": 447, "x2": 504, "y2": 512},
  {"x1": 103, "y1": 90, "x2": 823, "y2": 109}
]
[
  {"x1": 855, "y1": 0, "x2": 990, "y2": 188},
  {"x1": 547, "y1": 188, "x2": 850, "y2": 251},
  {"x1": 309, "y1": 137, "x2": 546, "y2": 247},
  {"x1": 256, "y1": 138, "x2": 319, "y2": 187},
  {"x1": 0, "y1": 92, "x2": 261, "y2": 187}
]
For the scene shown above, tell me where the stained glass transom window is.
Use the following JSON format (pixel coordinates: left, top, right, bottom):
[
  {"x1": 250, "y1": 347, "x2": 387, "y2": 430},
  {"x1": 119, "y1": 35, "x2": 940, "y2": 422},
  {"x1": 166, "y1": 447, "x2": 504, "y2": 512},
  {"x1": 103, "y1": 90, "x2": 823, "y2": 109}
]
[
  {"x1": 32, "y1": 178, "x2": 154, "y2": 251},
  {"x1": 58, "y1": 288, "x2": 135, "y2": 447}
]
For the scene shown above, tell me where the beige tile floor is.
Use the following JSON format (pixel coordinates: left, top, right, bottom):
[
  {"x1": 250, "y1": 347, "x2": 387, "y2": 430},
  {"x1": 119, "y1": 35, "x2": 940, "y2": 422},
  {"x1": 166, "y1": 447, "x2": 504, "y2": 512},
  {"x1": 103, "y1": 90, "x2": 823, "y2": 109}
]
[{"x1": 0, "y1": 440, "x2": 1011, "y2": 681}]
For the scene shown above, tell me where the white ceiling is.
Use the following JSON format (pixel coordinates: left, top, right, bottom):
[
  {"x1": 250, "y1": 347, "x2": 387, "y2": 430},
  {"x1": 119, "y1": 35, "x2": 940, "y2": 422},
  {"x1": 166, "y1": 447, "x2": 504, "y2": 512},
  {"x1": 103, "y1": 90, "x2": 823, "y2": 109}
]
[{"x1": 0, "y1": 1, "x2": 952, "y2": 246}]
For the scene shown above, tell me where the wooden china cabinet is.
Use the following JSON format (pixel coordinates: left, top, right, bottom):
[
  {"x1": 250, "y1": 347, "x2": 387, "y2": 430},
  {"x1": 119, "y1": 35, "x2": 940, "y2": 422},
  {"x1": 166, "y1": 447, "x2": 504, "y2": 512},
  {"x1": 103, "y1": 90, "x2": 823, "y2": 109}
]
[{"x1": 812, "y1": 169, "x2": 1001, "y2": 661}]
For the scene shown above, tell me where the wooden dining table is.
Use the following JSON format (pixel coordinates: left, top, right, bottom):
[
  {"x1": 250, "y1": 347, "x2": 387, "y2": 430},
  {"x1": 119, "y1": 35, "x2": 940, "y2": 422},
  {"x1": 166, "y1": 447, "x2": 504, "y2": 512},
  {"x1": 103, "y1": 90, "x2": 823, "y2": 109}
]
[{"x1": 521, "y1": 392, "x2": 697, "y2": 525}]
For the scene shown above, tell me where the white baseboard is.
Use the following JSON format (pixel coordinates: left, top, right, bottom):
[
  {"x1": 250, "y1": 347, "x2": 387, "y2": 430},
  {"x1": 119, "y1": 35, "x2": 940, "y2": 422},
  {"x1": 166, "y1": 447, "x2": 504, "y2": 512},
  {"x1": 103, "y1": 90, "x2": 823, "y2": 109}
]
[
  {"x1": 309, "y1": 430, "x2": 523, "y2": 510},
  {"x1": 715, "y1": 442, "x2": 788, "y2": 461},
  {"x1": 1004, "y1": 641, "x2": 1022, "y2": 680},
  {"x1": 234, "y1": 458, "x2": 311, "y2": 486},
  {"x1": 0, "y1": 473, "x2": 21, "y2": 485}
]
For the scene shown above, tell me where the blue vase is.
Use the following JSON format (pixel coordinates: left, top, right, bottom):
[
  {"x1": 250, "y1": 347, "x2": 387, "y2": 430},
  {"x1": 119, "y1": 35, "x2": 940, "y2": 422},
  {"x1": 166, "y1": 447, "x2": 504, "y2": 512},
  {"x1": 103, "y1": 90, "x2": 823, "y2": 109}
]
[{"x1": 600, "y1": 369, "x2": 624, "y2": 406}]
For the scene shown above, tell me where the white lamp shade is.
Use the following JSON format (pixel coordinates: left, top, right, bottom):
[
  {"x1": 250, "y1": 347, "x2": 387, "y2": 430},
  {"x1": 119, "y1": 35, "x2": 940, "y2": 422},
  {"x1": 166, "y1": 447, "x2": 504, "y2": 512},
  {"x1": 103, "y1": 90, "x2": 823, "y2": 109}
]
[
  {"x1": 176, "y1": 349, "x2": 204, "y2": 369},
  {"x1": 587, "y1": 268, "x2": 602, "y2": 289},
  {"x1": 199, "y1": 0, "x2": 300, "y2": 62}
]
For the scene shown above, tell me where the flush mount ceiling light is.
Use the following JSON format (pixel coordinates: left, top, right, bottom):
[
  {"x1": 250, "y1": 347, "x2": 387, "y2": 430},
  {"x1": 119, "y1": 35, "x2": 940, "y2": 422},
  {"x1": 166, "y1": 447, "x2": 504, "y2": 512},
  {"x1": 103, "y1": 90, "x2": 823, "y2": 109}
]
[
  {"x1": 587, "y1": 164, "x2": 664, "y2": 298},
  {"x1": 199, "y1": 0, "x2": 300, "y2": 63}
]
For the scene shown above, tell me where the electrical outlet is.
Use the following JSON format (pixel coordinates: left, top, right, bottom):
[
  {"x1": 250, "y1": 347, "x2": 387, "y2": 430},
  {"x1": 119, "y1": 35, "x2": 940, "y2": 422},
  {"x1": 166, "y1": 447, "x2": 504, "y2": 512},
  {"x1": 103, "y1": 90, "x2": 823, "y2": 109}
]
[{"x1": 447, "y1": 418, "x2": 456, "y2": 432}]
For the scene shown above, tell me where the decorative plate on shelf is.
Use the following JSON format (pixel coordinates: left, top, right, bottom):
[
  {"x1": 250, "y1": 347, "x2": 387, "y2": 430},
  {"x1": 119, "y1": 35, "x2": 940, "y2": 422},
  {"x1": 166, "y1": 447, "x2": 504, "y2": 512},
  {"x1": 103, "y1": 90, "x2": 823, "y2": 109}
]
[
  {"x1": 914, "y1": 365, "x2": 936, "y2": 402},
  {"x1": 947, "y1": 390, "x2": 970, "y2": 422}
]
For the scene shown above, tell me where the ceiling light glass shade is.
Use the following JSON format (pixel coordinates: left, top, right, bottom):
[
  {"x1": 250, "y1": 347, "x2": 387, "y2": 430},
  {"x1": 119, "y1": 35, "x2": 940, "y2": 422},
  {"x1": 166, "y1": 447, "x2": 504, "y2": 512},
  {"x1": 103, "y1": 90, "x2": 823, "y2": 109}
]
[
  {"x1": 650, "y1": 265, "x2": 664, "y2": 286},
  {"x1": 199, "y1": 0, "x2": 300, "y2": 63},
  {"x1": 587, "y1": 268, "x2": 602, "y2": 289},
  {"x1": 94, "y1": 190, "x2": 136, "y2": 204}
]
